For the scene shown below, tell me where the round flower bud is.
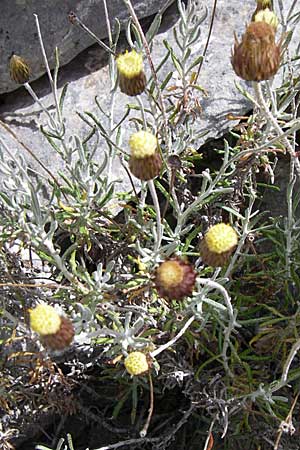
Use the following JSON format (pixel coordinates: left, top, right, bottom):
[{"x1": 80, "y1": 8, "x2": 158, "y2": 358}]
[
  {"x1": 129, "y1": 130, "x2": 162, "y2": 181},
  {"x1": 200, "y1": 223, "x2": 238, "y2": 267},
  {"x1": 9, "y1": 54, "x2": 30, "y2": 84},
  {"x1": 252, "y1": 0, "x2": 273, "y2": 20},
  {"x1": 155, "y1": 257, "x2": 196, "y2": 301},
  {"x1": 254, "y1": 8, "x2": 279, "y2": 30},
  {"x1": 116, "y1": 50, "x2": 146, "y2": 96},
  {"x1": 29, "y1": 304, "x2": 74, "y2": 350},
  {"x1": 124, "y1": 351, "x2": 149, "y2": 376},
  {"x1": 231, "y1": 21, "x2": 281, "y2": 81},
  {"x1": 29, "y1": 304, "x2": 61, "y2": 335}
]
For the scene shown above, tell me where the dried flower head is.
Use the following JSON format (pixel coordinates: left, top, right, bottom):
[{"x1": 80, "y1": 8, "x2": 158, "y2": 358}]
[
  {"x1": 155, "y1": 257, "x2": 196, "y2": 300},
  {"x1": 9, "y1": 54, "x2": 30, "y2": 84},
  {"x1": 200, "y1": 223, "x2": 238, "y2": 267},
  {"x1": 116, "y1": 50, "x2": 146, "y2": 96},
  {"x1": 29, "y1": 303, "x2": 74, "y2": 350},
  {"x1": 232, "y1": 21, "x2": 280, "y2": 81},
  {"x1": 254, "y1": 8, "x2": 279, "y2": 30},
  {"x1": 129, "y1": 130, "x2": 162, "y2": 180},
  {"x1": 124, "y1": 351, "x2": 149, "y2": 376},
  {"x1": 68, "y1": 11, "x2": 77, "y2": 25}
]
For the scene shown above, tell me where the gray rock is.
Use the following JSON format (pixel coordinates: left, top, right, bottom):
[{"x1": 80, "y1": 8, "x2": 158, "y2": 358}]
[
  {"x1": 0, "y1": 0, "x2": 297, "y2": 205},
  {"x1": 1, "y1": 0, "x2": 170, "y2": 94}
]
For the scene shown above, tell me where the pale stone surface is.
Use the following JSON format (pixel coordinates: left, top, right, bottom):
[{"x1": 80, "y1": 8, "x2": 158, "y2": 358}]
[
  {"x1": 1, "y1": 0, "x2": 169, "y2": 94},
  {"x1": 0, "y1": 0, "x2": 297, "y2": 202}
]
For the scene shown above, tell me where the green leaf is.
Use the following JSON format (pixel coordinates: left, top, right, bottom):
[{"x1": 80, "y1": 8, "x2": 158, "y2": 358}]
[
  {"x1": 234, "y1": 81, "x2": 257, "y2": 105},
  {"x1": 160, "y1": 71, "x2": 173, "y2": 90},
  {"x1": 221, "y1": 205, "x2": 245, "y2": 220},
  {"x1": 146, "y1": 12, "x2": 162, "y2": 44},
  {"x1": 112, "y1": 389, "x2": 131, "y2": 419},
  {"x1": 59, "y1": 82, "x2": 69, "y2": 113},
  {"x1": 187, "y1": 55, "x2": 203, "y2": 73}
]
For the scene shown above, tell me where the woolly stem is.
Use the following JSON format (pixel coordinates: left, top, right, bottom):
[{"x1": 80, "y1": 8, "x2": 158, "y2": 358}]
[
  {"x1": 150, "y1": 315, "x2": 195, "y2": 358},
  {"x1": 139, "y1": 370, "x2": 154, "y2": 437},
  {"x1": 34, "y1": 15, "x2": 63, "y2": 129},
  {"x1": 24, "y1": 83, "x2": 56, "y2": 129},
  {"x1": 147, "y1": 179, "x2": 163, "y2": 252}
]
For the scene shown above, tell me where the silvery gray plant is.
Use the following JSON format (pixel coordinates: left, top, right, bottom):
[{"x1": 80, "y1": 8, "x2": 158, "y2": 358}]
[{"x1": 0, "y1": 0, "x2": 300, "y2": 449}]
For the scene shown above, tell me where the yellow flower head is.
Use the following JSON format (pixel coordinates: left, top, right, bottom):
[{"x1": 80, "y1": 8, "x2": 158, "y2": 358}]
[
  {"x1": 156, "y1": 260, "x2": 184, "y2": 289},
  {"x1": 116, "y1": 50, "x2": 143, "y2": 79},
  {"x1": 129, "y1": 131, "x2": 157, "y2": 159},
  {"x1": 205, "y1": 223, "x2": 238, "y2": 254},
  {"x1": 155, "y1": 257, "x2": 196, "y2": 301},
  {"x1": 124, "y1": 351, "x2": 149, "y2": 376},
  {"x1": 29, "y1": 304, "x2": 61, "y2": 336},
  {"x1": 255, "y1": 8, "x2": 279, "y2": 29}
]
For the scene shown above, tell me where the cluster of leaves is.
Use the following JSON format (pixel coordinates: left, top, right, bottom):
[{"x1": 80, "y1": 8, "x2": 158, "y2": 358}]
[{"x1": 1, "y1": 1, "x2": 300, "y2": 449}]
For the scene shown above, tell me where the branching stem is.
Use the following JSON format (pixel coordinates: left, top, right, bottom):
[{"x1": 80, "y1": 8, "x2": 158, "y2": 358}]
[{"x1": 253, "y1": 81, "x2": 300, "y2": 178}]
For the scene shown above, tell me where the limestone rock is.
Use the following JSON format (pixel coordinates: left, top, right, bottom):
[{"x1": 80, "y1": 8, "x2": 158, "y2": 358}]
[
  {"x1": 0, "y1": 0, "x2": 169, "y2": 94},
  {"x1": 0, "y1": 0, "x2": 297, "y2": 204}
]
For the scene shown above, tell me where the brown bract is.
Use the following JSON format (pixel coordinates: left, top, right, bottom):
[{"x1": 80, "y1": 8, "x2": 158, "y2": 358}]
[
  {"x1": 200, "y1": 239, "x2": 236, "y2": 267},
  {"x1": 41, "y1": 316, "x2": 75, "y2": 350},
  {"x1": 129, "y1": 151, "x2": 162, "y2": 181},
  {"x1": 119, "y1": 71, "x2": 147, "y2": 96},
  {"x1": 154, "y1": 257, "x2": 196, "y2": 301},
  {"x1": 231, "y1": 22, "x2": 281, "y2": 81}
]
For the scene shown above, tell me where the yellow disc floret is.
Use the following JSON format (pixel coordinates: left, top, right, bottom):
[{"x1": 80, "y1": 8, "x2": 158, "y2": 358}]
[
  {"x1": 156, "y1": 260, "x2": 184, "y2": 289},
  {"x1": 155, "y1": 257, "x2": 196, "y2": 300},
  {"x1": 205, "y1": 223, "x2": 238, "y2": 254},
  {"x1": 255, "y1": 8, "x2": 279, "y2": 29},
  {"x1": 129, "y1": 131, "x2": 157, "y2": 159},
  {"x1": 116, "y1": 50, "x2": 143, "y2": 79},
  {"x1": 29, "y1": 304, "x2": 61, "y2": 336},
  {"x1": 124, "y1": 351, "x2": 149, "y2": 376}
]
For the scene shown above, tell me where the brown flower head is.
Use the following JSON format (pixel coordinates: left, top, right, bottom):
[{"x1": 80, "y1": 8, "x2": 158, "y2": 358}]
[
  {"x1": 231, "y1": 21, "x2": 281, "y2": 81},
  {"x1": 9, "y1": 54, "x2": 30, "y2": 84},
  {"x1": 129, "y1": 130, "x2": 162, "y2": 181},
  {"x1": 155, "y1": 257, "x2": 196, "y2": 301}
]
